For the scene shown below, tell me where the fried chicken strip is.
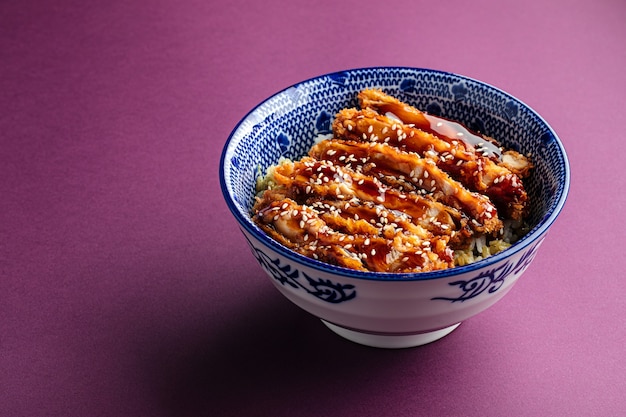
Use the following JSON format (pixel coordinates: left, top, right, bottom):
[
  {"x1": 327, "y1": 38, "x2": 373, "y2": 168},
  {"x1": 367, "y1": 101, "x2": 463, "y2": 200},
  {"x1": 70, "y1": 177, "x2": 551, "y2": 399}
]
[
  {"x1": 269, "y1": 157, "x2": 461, "y2": 237},
  {"x1": 309, "y1": 139, "x2": 502, "y2": 234},
  {"x1": 332, "y1": 107, "x2": 530, "y2": 220},
  {"x1": 253, "y1": 197, "x2": 454, "y2": 272},
  {"x1": 358, "y1": 89, "x2": 502, "y2": 159}
]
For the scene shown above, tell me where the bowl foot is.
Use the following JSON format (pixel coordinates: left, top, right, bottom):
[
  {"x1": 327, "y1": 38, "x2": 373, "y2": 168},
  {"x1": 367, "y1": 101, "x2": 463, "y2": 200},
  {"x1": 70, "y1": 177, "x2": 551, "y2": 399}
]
[{"x1": 321, "y1": 321, "x2": 461, "y2": 349}]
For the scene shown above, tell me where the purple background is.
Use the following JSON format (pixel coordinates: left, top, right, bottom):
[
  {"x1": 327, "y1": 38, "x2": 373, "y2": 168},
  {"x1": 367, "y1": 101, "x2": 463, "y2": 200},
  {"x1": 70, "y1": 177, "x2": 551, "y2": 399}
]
[{"x1": 2, "y1": 0, "x2": 624, "y2": 416}]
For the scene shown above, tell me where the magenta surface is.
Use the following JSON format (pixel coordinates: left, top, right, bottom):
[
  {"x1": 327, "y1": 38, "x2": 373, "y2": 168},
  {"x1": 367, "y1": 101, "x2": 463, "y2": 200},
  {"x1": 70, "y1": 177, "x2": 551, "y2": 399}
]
[{"x1": 2, "y1": 0, "x2": 624, "y2": 416}]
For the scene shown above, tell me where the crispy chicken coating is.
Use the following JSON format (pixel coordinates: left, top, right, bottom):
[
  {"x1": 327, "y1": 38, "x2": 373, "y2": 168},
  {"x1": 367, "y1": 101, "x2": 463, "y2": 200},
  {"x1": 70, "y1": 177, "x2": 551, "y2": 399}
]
[
  {"x1": 252, "y1": 90, "x2": 533, "y2": 273},
  {"x1": 333, "y1": 97, "x2": 532, "y2": 220},
  {"x1": 309, "y1": 139, "x2": 502, "y2": 234}
]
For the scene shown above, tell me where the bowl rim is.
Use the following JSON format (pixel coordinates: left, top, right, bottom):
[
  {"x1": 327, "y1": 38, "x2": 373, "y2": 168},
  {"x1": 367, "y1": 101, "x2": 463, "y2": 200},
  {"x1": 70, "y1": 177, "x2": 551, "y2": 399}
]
[{"x1": 219, "y1": 66, "x2": 571, "y2": 282}]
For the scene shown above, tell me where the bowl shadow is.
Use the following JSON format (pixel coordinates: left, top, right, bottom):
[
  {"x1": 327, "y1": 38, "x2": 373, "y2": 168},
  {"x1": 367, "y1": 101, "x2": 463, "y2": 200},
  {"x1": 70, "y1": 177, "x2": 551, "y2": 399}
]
[{"x1": 140, "y1": 294, "x2": 446, "y2": 417}]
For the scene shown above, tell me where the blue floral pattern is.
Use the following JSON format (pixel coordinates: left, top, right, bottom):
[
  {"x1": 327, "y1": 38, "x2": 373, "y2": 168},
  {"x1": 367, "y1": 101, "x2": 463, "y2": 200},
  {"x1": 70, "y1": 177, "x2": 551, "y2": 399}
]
[
  {"x1": 425, "y1": 102, "x2": 443, "y2": 116},
  {"x1": 399, "y1": 78, "x2": 418, "y2": 94},
  {"x1": 221, "y1": 67, "x2": 569, "y2": 282},
  {"x1": 276, "y1": 132, "x2": 290, "y2": 155},
  {"x1": 315, "y1": 111, "x2": 333, "y2": 135},
  {"x1": 503, "y1": 100, "x2": 519, "y2": 120},
  {"x1": 329, "y1": 71, "x2": 350, "y2": 86},
  {"x1": 244, "y1": 235, "x2": 357, "y2": 304},
  {"x1": 432, "y1": 239, "x2": 544, "y2": 302},
  {"x1": 451, "y1": 83, "x2": 468, "y2": 101}
]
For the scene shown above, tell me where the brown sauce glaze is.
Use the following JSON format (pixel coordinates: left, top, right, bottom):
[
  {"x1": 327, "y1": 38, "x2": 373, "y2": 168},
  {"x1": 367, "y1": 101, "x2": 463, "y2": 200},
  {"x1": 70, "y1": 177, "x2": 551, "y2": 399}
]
[{"x1": 252, "y1": 90, "x2": 533, "y2": 273}]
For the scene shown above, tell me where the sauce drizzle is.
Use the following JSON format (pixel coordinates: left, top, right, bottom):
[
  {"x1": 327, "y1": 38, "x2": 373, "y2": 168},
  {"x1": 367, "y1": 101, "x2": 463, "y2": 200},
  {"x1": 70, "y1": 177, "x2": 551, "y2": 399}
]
[{"x1": 422, "y1": 113, "x2": 502, "y2": 159}]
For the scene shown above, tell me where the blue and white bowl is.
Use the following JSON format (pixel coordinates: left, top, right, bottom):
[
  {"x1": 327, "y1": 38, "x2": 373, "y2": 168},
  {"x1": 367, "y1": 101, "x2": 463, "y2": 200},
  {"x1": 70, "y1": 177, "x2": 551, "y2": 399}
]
[{"x1": 219, "y1": 67, "x2": 570, "y2": 348}]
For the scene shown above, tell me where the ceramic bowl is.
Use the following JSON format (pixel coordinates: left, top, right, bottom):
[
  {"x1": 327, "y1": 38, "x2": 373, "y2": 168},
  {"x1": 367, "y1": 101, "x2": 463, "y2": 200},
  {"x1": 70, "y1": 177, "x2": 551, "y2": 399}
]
[{"x1": 219, "y1": 67, "x2": 570, "y2": 348}]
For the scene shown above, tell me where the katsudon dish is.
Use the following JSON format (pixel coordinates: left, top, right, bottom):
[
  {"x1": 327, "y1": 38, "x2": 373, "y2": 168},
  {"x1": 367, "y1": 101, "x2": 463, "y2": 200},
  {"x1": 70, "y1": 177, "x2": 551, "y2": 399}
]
[{"x1": 252, "y1": 89, "x2": 533, "y2": 273}]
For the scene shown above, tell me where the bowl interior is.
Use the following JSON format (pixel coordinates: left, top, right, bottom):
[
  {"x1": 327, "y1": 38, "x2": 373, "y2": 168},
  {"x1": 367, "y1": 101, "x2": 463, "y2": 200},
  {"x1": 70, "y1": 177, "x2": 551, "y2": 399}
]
[{"x1": 220, "y1": 67, "x2": 569, "y2": 277}]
